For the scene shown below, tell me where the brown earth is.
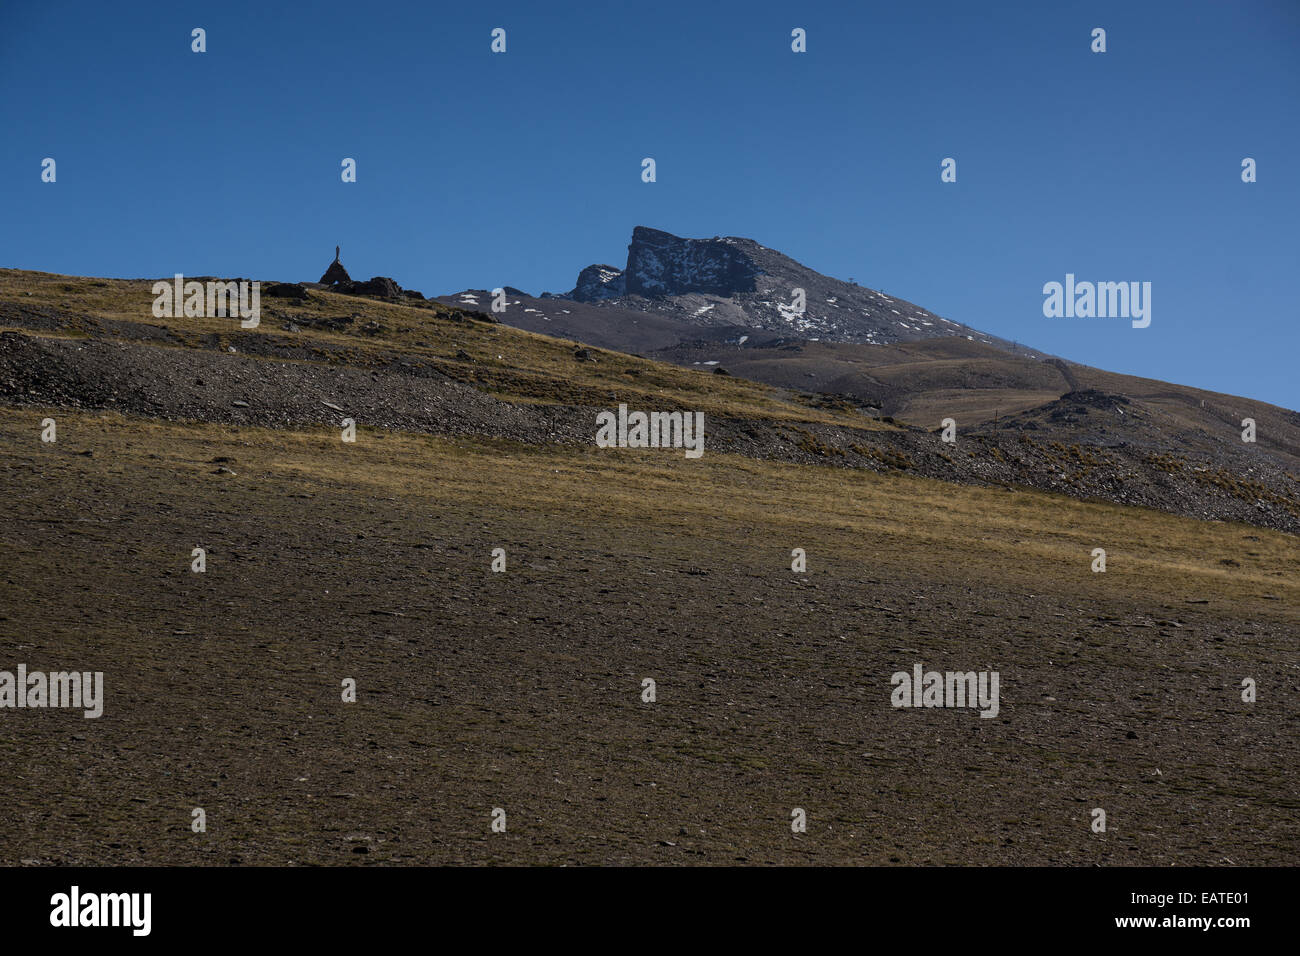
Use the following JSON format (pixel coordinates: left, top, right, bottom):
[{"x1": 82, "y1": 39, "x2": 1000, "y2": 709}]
[
  {"x1": 0, "y1": 270, "x2": 1296, "y2": 866},
  {"x1": 0, "y1": 411, "x2": 1296, "y2": 865}
]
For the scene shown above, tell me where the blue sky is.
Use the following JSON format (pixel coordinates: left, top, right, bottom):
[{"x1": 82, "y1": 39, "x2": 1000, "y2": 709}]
[{"x1": 2, "y1": 0, "x2": 1297, "y2": 408}]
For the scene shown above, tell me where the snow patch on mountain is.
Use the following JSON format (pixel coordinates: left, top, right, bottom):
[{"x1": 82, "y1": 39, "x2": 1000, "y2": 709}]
[{"x1": 551, "y1": 226, "x2": 1018, "y2": 352}]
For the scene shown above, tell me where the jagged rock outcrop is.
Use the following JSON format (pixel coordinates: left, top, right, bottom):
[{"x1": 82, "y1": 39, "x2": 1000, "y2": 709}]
[
  {"x1": 557, "y1": 226, "x2": 1015, "y2": 350},
  {"x1": 313, "y1": 249, "x2": 414, "y2": 301},
  {"x1": 347, "y1": 276, "x2": 401, "y2": 298},
  {"x1": 569, "y1": 264, "x2": 625, "y2": 301},
  {"x1": 622, "y1": 226, "x2": 761, "y2": 298},
  {"x1": 568, "y1": 230, "x2": 760, "y2": 301},
  {"x1": 265, "y1": 282, "x2": 308, "y2": 299}
]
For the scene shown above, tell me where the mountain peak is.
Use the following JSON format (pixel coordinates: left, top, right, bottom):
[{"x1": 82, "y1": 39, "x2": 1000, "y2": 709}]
[
  {"x1": 570, "y1": 263, "x2": 625, "y2": 301},
  {"x1": 569, "y1": 226, "x2": 763, "y2": 302},
  {"x1": 560, "y1": 226, "x2": 1007, "y2": 350},
  {"x1": 621, "y1": 226, "x2": 762, "y2": 299}
]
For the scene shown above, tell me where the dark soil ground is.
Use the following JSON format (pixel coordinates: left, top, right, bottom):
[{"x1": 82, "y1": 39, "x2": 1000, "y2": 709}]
[{"x1": 1, "y1": 411, "x2": 1295, "y2": 865}]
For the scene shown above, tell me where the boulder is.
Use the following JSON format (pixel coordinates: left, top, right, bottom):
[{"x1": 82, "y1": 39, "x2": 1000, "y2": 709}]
[
  {"x1": 346, "y1": 276, "x2": 402, "y2": 298},
  {"x1": 265, "y1": 282, "x2": 307, "y2": 298}
]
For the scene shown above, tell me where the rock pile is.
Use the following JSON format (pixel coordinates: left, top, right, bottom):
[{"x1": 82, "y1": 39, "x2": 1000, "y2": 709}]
[
  {"x1": 315, "y1": 247, "x2": 424, "y2": 302},
  {"x1": 319, "y1": 246, "x2": 352, "y2": 285}
]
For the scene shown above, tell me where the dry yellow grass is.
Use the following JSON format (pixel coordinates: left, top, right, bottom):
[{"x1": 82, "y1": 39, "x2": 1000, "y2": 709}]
[{"x1": 12, "y1": 407, "x2": 1291, "y2": 617}]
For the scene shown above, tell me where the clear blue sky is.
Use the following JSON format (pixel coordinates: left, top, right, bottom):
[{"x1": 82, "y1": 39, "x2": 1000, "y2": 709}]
[{"x1": 2, "y1": 0, "x2": 1297, "y2": 408}]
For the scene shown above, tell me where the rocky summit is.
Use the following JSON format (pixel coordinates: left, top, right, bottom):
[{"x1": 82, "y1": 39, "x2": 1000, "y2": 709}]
[{"x1": 556, "y1": 225, "x2": 1011, "y2": 349}]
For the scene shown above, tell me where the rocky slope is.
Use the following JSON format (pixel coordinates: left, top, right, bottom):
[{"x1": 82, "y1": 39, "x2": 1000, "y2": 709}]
[
  {"x1": 4, "y1": 269, "x2": 1299, "y2": 534},
  {"x1": 547, "y1": 226, "x2": 1023, "y2": 351}
]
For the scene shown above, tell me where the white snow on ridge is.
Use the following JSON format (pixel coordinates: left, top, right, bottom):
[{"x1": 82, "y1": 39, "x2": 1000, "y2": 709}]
[{"x1": 777, "y1": 300, "x2": 812, "y2": 325}]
